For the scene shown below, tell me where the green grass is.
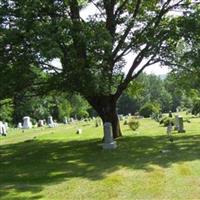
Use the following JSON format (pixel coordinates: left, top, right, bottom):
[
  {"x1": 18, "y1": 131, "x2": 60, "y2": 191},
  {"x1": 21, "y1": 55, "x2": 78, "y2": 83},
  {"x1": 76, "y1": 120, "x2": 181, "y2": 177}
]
[{"x1": 1, "y1": 115, "x2": 200, "y2": 200}]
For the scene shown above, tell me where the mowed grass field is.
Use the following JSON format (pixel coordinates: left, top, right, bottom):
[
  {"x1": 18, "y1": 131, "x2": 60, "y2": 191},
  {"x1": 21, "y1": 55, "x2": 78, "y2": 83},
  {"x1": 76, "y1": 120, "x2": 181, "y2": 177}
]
[{"x1": 1, "y1": 114, "x2": 200, "y2": 200}]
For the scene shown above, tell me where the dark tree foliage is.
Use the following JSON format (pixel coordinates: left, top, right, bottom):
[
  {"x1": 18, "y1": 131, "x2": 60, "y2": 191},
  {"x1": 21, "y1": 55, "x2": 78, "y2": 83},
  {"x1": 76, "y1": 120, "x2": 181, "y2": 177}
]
[{"x1": 0, "y1": 0, "x2": 198, "y2": 138}]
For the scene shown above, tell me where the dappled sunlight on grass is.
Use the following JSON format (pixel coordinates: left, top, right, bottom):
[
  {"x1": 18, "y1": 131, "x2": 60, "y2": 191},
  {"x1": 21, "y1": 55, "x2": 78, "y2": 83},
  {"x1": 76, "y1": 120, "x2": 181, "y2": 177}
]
[{"x1": 1, "y1": 116, "x2": 200, "y2": 199}]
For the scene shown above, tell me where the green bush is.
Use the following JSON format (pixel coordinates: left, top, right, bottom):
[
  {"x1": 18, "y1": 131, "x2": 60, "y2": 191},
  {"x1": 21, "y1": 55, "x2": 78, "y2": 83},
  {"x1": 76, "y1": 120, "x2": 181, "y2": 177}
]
[
  {"x1": 128, "y1": 119, "x2": 140, "y2": 131},
  {"x1": 160, "y1": 117, "x2": 174, "y2": 127},
  {"x1": 0, "y1": 99, "x2": 14, "y2": 123},
  {"x1": 124, "y1": 120, "x2": 128, "y2": 125},
  {"x1": 139, "y1": 102, "x2": 160, "y2": 118},
  {"x1": 192, "y1": 98, "x2": 200, "y2": 116}
]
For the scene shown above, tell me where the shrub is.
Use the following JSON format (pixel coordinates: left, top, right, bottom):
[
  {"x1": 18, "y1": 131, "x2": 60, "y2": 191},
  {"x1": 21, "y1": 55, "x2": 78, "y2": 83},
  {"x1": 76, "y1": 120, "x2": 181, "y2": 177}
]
[
  {"x1": 192, "y1": 98, "x2": 200, "y2": 116},
  {"x1": 128, "y1": 119, "x2": 140, "y2": 131},
  {"x1": 139, "y1": 102, "x2": 160, "y2": 118},
  {"x1": 151, "y1": 112, "x2": 162, "y2": 122},
  {"x1": 160, "y1": 117, "x2": 174, "y2": 127},
  {"x1": 124, "y1": 120, "x2": 128, "y2": 125}
]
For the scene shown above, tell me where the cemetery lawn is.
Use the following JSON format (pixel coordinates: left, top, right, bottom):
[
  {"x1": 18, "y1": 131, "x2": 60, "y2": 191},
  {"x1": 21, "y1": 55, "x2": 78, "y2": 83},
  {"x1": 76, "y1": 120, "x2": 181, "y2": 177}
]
[{"x1": 1, "y1": 115, "x2": 200, "y2": 200}]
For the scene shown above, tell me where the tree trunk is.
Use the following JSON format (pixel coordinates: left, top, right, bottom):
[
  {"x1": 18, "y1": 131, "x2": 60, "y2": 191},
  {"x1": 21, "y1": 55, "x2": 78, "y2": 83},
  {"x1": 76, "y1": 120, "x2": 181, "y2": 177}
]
[{"x1": 87, "y1": 95, "x2": 122, "y2": 139}]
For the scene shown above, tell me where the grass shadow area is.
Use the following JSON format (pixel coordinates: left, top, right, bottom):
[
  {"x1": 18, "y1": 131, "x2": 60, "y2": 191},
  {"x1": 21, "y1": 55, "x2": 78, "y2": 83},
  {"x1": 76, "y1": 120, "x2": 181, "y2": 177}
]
[{"x1": 1, "y1": 134, "x2": 200, "y2": 199}]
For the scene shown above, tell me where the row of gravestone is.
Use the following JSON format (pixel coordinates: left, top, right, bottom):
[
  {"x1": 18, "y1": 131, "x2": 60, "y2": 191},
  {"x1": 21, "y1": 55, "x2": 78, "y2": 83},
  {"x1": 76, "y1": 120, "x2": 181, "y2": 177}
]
[
  {"x1": 17, "y1": 116, "x2": 57, "y2": 129},
  {"x1": 20, "y1": 116, "x2": 117, "y2": 150},
  {"x1": 17, "y1": 116, "x2": 78, "y2": 129},
  {"x1": 1, "y1": 116, "x2": 116, "y2": 150}
]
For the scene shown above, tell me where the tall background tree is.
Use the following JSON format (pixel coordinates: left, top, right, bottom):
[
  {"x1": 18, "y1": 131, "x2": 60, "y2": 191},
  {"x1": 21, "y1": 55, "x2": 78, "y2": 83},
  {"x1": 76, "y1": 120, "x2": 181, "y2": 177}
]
[{"x1": 0, "y1": 0, "x2": 199, "y2": 138}]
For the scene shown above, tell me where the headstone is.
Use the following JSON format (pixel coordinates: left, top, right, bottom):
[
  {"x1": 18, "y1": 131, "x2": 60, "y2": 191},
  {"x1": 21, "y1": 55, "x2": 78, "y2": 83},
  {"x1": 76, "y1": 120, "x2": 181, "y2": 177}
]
[
  {"x1": 64, "y1": 117, "x2": 68, "y2": 124},
  {"x1": 178, "y1": 116, "x2": 185, "y2": 133},
  {"x1": 76, "y1": 129, "x2": 82, "y2": 134},
  {"x1": 38, "y1": 120, "x2": 44, "y2": 127},
  {"x1": 17, "y1": 122, "x2": 22, "y2": 129},
  {"x1": 167, "y1": 123, "x2": 172, "y2": 136},
  {"x1": 103, "y1": 122, "x2": 117, "y2": 149},
  {"x1": 47, "y1": 116, "x2": 55, "y2": 128},
  {"x1": 23, "y1": 116, "x2": 32, "y2": 129},
  {"x1": 4, "y1": 122, "x2": 9, "y2": 130},
  {"x1": 174, "y1": 115, "x2": 179, "y2": 131},
  {"x1": 43, "y1": 119, "x2": 47, "y2": 125},
  {"x1": 0, "y1": 121, "x2": 7, "y2": 136},
  {"x1": 54, "y1": 120, "x2": 58, "y2": 127},
  {"x1": 69, "y1": 117, "x2": 74, "y2": 123}
]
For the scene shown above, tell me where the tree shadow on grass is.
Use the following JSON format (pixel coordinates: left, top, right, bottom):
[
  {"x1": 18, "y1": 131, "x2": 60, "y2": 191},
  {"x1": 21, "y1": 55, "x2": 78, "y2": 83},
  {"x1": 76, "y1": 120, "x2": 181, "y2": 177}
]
[{"x1": 1, "y1": 134, "x2": 200, "y2": 199}]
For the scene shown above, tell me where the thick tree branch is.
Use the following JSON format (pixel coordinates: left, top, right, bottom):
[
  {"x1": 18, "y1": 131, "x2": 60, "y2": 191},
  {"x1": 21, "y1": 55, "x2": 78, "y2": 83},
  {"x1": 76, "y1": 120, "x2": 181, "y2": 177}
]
[
  {"x1": 160, "y1": 60, "x2": 194, "y2": 73},
  {"x1": 114, "y1": 44, "x2": 149, "y2": 99},
  {"x1": 103, "y1": 0, "x2": 116, "y2": 38},
  {"x1": 132, "y1": 59, "x2": 160, "y2": 80},
  {"x1": 69, "y1": 0, "x2": 87, "y2": 61},
  {"x1": 38, "y1": 62, "x2": 62, "y2": 74},
  {"x1": 113, "y1": 0, "x2": 173, "y2": 64},
  {"x1": 113, "y1": 22, "x2": 170, "y2": 99},
  {"x1": 112, "y1": 0, "x2": 142, "y2": 58}
]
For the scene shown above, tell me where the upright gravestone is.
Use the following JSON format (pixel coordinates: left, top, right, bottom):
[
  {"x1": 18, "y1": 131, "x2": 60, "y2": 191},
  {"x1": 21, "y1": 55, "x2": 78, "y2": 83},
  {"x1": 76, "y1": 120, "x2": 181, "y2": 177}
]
[
  {"x1": 4, "y1": 122, "x2": 9, "y2": 130},
  {"x1": 23, "y1": 116, "x2": 32, "y2": 129},
  {"x1": 76, "y1": 128, "x2": 82, "y2": 134},
  {"x1": 174, "y1": 115, "x2": 179, "y2": 131},
  {"x1": 17, "y1": 122, "x2": 22, "y2": 129},
  {"x1": 47, "y1": 116, "x2": 55, "y2": 128},
  {"x1": 178, "y1": 116, "x2": 185, "y2": 133},
  {"x1": 0, "y1": 121, "x2": 7, "y2": 136},
  {"x1": 103, "y1": 122, "x2": 117, "y2": 149},
  {"x1": 43, "y1": 119, "x2": 47, "y2": 125},
  {"x1": 64, "y1": 117, "x2": 68, "y2": 124},
  {"x1": 69, "y1": 117, "x2": 74, "y2": 123},
  {"x1": 38, "y1": 120, "x2": 44, "y2": 127},
  {"x1": 167, "y1": 123, "x2": 172, "y2": 136}
]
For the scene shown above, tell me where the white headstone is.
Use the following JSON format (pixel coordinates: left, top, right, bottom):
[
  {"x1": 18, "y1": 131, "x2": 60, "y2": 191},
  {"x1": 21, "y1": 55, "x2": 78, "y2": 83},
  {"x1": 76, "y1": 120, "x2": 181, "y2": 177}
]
[
  {"x1": 167, "y1": 123, "x2": 172, "y2": 136},
  {"x1": 178, "y1": 116, "x2": 185, "y2": 133},
  {"x1": 0, "y1": 121, "x2": 7, "y2": 135},
  {"x1": 103, "y1": 122, "x2": 117, "y2": 149},
  {"x1": 23, "y1": 116, "x2": 32, "y2": 129},
  {"x1": 174, "y1": 115, "x2": 179, "y2": 131},
  {"x1": 38, "y1": 120, "x2": 44, "y2": 127},
  {"x1": 64, "y1": 117, "x2": 68, "y2": 124},
  {"x1": 76, "y1": 129, "x2": 82, "y2": 134},
  {"x1": 47, "y1": 116, "x2": 55, "y2": 128},
  {"x1": 4, "y1": 122, "x2": 9, "y2": 130},
  {"x1": 17, "y1": 122, "x2": 22, "y2": 129}
]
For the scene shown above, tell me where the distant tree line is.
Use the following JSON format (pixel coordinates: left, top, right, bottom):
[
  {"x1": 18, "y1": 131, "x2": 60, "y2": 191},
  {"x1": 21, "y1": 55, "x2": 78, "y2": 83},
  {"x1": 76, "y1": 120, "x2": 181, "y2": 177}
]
[
  {"x1": 117, "y1": 72, "x2": 199, "y2": 116},
  {"x1": 1, "y1": 72, "x2": 200, "y2": 125}
]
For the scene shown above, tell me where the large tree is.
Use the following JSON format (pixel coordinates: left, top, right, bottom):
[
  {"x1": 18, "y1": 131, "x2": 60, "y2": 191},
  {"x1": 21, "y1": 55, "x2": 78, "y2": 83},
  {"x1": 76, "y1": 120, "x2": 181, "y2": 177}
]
[{"x1": 0, "y1": 0, "x2": 198, "y2": 138}]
